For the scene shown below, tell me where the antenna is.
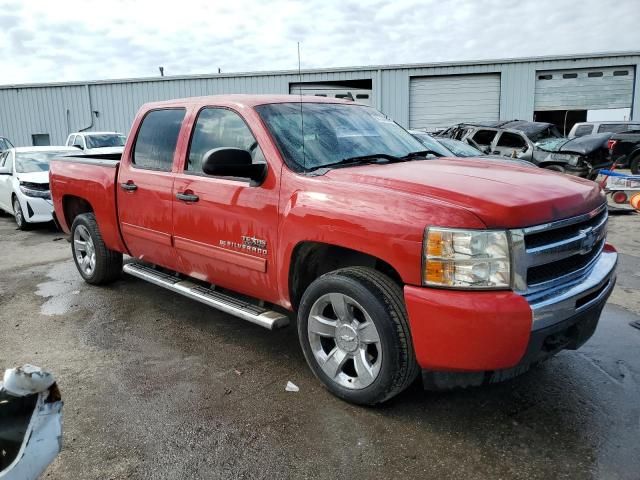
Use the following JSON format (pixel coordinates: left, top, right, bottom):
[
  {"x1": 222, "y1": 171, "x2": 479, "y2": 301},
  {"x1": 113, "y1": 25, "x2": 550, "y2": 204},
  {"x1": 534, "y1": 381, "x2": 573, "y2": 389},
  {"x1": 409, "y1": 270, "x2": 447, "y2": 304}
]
[{"x1": 297, "y1": 42, "x2": 306, "y2": 171}]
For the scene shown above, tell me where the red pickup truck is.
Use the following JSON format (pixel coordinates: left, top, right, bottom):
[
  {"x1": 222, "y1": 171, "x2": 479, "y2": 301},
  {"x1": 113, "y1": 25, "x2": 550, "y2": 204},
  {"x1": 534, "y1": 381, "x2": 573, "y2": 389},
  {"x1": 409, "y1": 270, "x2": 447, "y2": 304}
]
[{"x1": 50, "y1": 95, "x2": 617, "y2": 405}]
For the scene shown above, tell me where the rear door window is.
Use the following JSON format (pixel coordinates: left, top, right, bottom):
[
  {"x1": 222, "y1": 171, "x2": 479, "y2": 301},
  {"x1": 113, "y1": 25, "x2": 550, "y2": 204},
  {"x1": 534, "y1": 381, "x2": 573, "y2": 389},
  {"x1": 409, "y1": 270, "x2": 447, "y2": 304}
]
[
  {"x1": 133, "y1": 109, "x2": 186, "y2": 171},
  {"x1": 597, "y1": 124, "x2": 638, "y2": 134},
  {"x1": 573, "y1": 125, "x2": 594, "y2": 137},
  {"x1": 73, "y1": 135, "x2": 84, "y2": 148}
]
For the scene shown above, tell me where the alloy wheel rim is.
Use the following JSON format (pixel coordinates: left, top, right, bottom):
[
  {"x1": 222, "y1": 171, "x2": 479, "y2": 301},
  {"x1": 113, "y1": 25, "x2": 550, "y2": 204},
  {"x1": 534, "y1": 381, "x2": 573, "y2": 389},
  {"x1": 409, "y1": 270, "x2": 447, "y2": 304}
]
[
  {"x1": 308, "y1": 293, "x2": 382, "y2": 390},
  {"x1": 73, "y1": 225, "x2": 96, "y2": 276},
  {"x1": 13, "y1": 200, "x2": 22, "y2": 226}
]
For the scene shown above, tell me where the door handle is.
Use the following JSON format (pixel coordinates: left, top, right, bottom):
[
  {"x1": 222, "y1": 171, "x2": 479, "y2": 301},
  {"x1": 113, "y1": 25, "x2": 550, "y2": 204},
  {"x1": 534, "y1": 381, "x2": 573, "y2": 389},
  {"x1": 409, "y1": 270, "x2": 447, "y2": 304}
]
[
  {"x1": 176, "y1": 192, "x2": 199, "y2": 202},
  {"x1": 120, "y1": 182, "x2": 138, "y2": 191}
]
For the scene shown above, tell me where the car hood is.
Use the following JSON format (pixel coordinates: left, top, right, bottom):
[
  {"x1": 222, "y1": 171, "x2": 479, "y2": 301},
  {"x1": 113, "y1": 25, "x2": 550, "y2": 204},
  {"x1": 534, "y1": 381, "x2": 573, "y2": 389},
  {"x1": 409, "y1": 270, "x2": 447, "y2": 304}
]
[
  {"x1": 15, "y1": 171, "x2": 49, "y2": 185},
  {"x1": 536, "y1": 133, "x2": 611, "y2": 155},
  {"x1": 85, "y1": 146, "x2": 124, "y2": 154},
  {"x1": 325, "y1": 158, "x2": 604, "y2": 228}
]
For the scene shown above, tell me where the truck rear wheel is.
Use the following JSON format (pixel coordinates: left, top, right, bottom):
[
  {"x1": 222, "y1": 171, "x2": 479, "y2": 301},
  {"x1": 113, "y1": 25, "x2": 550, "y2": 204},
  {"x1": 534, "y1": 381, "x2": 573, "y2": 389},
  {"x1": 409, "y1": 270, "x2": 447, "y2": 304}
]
[
  {"x1": 71, "y1": 213, "x2": 122, "y2": 285},
  {"x1": 297, "y1": 267, "x2": 418, "y2": 405}
]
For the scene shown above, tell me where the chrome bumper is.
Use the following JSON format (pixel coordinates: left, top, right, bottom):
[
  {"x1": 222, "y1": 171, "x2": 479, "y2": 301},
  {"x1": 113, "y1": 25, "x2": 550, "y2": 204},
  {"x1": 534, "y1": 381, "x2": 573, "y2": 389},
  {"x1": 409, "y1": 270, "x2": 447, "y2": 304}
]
[{"x1": 526, "y1": 250, "x2": 617, "y2": 331}]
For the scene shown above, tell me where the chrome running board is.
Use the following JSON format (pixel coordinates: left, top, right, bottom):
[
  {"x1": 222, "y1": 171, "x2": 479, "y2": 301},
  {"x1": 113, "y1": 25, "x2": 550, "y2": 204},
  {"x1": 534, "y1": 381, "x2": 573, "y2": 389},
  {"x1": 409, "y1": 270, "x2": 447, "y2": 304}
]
[{"x1": 123, "y1": 262, "x2": 289, "y2": 330}]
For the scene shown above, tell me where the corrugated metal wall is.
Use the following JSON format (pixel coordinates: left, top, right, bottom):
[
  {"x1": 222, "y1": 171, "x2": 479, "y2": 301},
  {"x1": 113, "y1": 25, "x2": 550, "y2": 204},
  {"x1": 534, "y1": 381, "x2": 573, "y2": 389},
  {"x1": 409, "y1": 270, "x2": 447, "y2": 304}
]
[
  {"x1": 0, "y1": 55, "x2": 638, "y2": 146},
  {"x1": 408, "y1": 74, "x2": 501, "y2": 130}
]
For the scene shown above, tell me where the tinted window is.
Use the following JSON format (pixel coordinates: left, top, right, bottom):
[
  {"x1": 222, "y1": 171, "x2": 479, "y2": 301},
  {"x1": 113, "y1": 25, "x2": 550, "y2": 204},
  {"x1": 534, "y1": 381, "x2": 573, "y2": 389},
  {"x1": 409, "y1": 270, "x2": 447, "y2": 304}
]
[
  {"x1": 588, "y1": 72, "x2": 603, "y2": 78},
  {"x1": 613, "y1": 70, "x2": 629, "y2": 76},
  {"x1": 563, "y1": 73, "x2": 578, "y2": 79},
  {"x1": 471, "y1": 130, "x2": 497, "y2": 146},
  {"x1": 496, "y1": 132, "x2": 526, "y2": 148},
  {"x1": 67, "y1": 135, "x2": 75, "y2": 146},
  {"x1": 73, "y1": 136, "x2": 84, "y2": 148},
  {"x1": 597, "y1": 124, "x2": 639, "y2": 134},
  {"x1": 0, "y1": 151, "x2": 7, "y2": 167},
  {"x1": 574, "y1": 125, "x2": 593, "y2": 137},
  {"x1": 86, "y1": 134, "x2": 126, "y2": 148},
  {"x1": 187, "y1": 108, "x2": 265, "y2": 173},
  {"x1": 133, "y1": 109, "x2": 185, "y2": 171}
]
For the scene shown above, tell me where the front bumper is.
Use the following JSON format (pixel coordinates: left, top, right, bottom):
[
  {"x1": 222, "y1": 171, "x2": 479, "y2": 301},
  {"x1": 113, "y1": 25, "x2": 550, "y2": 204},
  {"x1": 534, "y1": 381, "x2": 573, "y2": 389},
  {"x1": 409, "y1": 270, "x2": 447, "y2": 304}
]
[
  {"x1": 15, "y1": 192, "x2": 53, "y2": 224},
  {"x1": 404, "y1": 248, "x2": 617, "y2": 383}
]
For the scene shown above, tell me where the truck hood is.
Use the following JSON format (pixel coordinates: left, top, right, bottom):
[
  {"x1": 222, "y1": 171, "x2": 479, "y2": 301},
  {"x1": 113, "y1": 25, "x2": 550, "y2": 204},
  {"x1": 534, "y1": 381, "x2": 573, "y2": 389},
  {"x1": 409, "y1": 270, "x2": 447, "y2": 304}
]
[
  {"x1": 536, "y1": 133, "x2": 611, "y2": 155},
  {"x1": 325, "y1": 158, "x2": 604, "y2": 228},
  {"x1": 15, "y1": 171, "x2": 49, "y2": 185}
]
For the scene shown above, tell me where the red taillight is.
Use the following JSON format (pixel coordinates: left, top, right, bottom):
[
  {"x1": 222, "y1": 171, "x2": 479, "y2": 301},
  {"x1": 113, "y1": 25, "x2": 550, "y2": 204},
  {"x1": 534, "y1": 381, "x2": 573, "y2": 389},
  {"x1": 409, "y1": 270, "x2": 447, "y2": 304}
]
[
  {"x1": 607, "y1": 139, "x2": 618, "y2": 151},
  {"x1": 612, "y1": 191, "x2": 628, "y2": 204}
]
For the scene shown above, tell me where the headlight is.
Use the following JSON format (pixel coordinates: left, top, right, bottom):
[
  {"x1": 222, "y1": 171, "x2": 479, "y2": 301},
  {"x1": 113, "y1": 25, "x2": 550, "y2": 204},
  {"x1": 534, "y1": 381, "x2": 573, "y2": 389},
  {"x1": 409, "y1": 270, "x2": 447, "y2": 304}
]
[
  {"x1": 19, "y1": 182, "x2": 51, "y2": 199},
  {"x1": 423, "y1": 228, "x2": 511, "y2": 289}
]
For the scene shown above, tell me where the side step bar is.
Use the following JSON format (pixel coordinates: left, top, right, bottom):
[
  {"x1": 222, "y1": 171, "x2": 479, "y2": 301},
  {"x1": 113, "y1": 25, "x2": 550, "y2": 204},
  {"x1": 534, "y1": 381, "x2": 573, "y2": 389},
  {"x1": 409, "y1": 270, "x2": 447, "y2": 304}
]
[{"x1": 123, "y1": 262, "x2": 289, "y2": 330}]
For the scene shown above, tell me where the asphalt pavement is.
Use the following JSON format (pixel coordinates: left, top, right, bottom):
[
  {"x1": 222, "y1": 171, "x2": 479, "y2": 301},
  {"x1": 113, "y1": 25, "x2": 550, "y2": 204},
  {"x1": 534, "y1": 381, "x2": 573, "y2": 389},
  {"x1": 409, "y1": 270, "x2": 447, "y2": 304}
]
[{"x1": 0, "y1": 211, "x2": 639, "y2": 480}]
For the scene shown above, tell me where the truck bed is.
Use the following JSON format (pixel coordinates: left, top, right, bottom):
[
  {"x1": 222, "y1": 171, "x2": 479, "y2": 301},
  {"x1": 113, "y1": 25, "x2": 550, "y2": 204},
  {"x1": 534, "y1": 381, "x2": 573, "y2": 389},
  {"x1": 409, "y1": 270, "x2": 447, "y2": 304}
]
[{"x1": 49, "y1": 154, "x2": 127, "y2": 253}]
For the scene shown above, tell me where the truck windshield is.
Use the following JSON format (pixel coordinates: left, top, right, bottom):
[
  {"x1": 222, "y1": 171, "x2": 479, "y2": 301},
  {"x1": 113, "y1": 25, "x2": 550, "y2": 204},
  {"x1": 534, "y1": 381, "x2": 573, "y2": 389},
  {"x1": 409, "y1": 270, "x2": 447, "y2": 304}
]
[
  {"x1": 15, "y1": 151, "x2": 72, "y2": 173},
  {"x1": 85, "y1": 134, "x2": 126, "y2": 149},
  {"x1": 255, "y1": 103, "x2": 425, "y2": 172}
]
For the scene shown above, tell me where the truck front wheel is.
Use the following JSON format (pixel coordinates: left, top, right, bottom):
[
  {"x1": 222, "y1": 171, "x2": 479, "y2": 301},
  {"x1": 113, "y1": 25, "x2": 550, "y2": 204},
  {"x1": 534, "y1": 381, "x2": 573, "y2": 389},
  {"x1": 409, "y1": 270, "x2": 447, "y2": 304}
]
[
  {"x1": 71, "y1": 213, "x2": 122, "y2": 285},
  {"x1": 297, "y1": 267, "x2": 418, "y2": 405}
]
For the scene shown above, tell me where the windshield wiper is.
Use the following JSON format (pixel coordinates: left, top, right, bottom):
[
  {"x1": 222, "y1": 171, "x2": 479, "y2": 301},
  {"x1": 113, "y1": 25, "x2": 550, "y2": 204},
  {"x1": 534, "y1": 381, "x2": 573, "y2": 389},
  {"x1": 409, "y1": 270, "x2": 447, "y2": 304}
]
[
  {"x1": 309, "y1": 153, "x2": 402, "y2": 171},
  {"x1": 400, "y1": 149, "x2": 443, "y2": 160}
]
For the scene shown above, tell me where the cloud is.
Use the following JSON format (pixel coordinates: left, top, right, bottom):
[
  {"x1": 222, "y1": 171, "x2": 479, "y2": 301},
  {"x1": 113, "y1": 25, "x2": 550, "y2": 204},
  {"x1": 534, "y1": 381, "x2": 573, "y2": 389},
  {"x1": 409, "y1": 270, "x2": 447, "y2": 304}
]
[{"x1": 0, "y1": 0, "x2": 638, "y2": 85}]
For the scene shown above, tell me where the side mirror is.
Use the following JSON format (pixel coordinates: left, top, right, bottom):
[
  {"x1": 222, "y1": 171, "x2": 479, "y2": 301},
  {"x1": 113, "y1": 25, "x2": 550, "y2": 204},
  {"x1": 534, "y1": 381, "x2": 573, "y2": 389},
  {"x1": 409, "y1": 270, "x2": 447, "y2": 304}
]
[{"x1": 202, "y1": 148, "x2": 267, "y2": 186}]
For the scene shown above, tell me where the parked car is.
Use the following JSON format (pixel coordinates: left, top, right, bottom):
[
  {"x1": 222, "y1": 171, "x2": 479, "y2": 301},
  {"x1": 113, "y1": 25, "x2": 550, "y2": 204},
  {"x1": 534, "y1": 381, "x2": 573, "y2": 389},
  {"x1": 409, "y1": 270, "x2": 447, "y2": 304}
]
[
  {"x1": 0, "y1": 146, "x2": 77, "y2": 229},
  {"x1": 438, "y1": 121, "x2": 610, "y2": 178},
  {"x1": 65, "y1": 132, "x2": 126, "y2": 155},
  {"x1": 569, "y1": 121, "x2": 640, "y2": 138},
  {"x1": 0, "y1": 137, "x2": 13, "y2": 152},
  {"x1": 409, "y1": 130, "x2": 536, "y2": 168},
  {"x1": 0, "y1": 365, "x2": 63, "y2": 480},
  {"x1": 607, "y1": 129, "x2": 640, "y2": 174},
  {"x1": 50, "y1": 95, "x2": 616, "y2": 405}
]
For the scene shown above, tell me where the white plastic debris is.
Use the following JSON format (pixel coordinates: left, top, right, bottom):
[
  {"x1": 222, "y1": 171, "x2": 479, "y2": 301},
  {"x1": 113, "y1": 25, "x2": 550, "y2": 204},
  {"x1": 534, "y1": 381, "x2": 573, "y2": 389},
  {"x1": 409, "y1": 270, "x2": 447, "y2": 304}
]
[
  {"x1": 285, "y1": 381, "x2": 299, "y2": 392},
  {"x1": 3, "y1": 364, "x2": 55, "y2": 397}
]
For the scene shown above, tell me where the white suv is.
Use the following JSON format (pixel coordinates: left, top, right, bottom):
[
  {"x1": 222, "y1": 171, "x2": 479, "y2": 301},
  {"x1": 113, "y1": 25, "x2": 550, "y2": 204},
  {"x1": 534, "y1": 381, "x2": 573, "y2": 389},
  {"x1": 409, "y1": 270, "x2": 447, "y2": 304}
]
[
  {"x1": 569, "y1": 121, "x2": 640, "y2": 138},
  {"x1": 65, "y1": 132, "x2": 126, "y2": 154}
]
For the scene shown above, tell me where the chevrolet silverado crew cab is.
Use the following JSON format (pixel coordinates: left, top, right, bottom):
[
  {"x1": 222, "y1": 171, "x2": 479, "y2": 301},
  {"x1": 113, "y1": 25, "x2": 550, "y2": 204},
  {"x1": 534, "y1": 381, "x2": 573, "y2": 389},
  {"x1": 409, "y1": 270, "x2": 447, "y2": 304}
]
[{"x1": 50, "y1": 95, "x2": 617, "y2": 405}]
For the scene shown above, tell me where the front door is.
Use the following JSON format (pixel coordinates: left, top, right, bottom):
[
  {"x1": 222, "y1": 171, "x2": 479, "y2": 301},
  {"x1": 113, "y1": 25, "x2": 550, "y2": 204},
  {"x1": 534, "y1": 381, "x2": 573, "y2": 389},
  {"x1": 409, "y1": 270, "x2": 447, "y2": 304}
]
[
  {"x1": 0, "y1": 151, "x2": 13, "y2": 212},
  {"x1": 116, "y1": 108, "x2": 186, "y2": 270},
  {"x1": 172, "y1": 107, "x2": 280, "y2": 303}
]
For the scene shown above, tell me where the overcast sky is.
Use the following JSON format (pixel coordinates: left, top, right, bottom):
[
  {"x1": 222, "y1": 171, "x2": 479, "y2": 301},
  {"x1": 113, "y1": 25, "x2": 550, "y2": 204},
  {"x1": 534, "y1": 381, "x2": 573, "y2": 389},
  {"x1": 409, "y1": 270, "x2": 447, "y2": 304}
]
[{"x1": 0, "y1": 0, "x2": 638, "y2": 85}]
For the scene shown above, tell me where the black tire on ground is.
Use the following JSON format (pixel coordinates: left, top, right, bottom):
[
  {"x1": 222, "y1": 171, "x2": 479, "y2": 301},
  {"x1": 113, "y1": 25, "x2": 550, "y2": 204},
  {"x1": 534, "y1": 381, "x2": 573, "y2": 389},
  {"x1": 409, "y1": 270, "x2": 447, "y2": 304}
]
[
  {"x1": 630, "y1": 155, "x2": 640, "y2": 175},
  {"x1": 297, "y1": 266, "x2": 419, "y2": 405},
  {"x1": 71, "y1": 213, "x2": 122, "y2": 285},
  {"x1": 12, "y1": 197, "x2": 29, "y2": 230},
  {"x1": 544, "y1": 164, "x2": 566, "y2": 173}
]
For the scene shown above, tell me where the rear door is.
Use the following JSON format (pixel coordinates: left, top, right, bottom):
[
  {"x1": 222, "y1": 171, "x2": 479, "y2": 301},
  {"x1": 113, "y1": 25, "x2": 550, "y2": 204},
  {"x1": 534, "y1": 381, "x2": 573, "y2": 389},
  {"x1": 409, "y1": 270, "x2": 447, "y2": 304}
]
[
  {"x1": 116, "y1": 108, "x2": 187, "y2": 270},
  {"x1": 171, "y1": 106, "x2": 281, "y2": 303}
]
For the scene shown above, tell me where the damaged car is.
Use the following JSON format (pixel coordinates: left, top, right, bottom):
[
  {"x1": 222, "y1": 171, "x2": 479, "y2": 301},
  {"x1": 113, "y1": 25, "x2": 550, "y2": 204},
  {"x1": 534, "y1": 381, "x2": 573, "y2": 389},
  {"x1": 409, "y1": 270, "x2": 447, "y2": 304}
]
[
  {"x1": 437, "y1": 120, "x2": 611, "y2": 178},
  {"x1": 0, "y1": 365, "x2": 63, "y2": 480}
]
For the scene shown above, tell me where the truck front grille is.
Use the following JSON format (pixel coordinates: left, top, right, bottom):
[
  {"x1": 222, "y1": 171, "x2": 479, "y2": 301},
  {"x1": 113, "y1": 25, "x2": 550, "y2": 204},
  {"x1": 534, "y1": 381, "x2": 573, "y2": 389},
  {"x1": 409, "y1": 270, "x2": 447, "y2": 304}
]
[{"x1": 511, "y1": 204, "x2": 608, "y2": 294}]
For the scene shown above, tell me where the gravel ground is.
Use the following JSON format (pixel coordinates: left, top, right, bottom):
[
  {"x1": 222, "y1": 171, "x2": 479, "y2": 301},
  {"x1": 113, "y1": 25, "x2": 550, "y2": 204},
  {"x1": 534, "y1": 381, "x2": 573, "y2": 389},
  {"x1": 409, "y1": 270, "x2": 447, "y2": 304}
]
[{"x1": 0, "y1": 211, "x2": 639, "y2": 480}]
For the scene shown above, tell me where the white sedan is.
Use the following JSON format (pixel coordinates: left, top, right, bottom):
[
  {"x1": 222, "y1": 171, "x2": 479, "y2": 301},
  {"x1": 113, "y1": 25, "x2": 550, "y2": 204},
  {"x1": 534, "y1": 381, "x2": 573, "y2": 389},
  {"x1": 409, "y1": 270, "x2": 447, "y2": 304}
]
[{"x1": 0, "y1": 146, "x2": 77, "y2": 229}]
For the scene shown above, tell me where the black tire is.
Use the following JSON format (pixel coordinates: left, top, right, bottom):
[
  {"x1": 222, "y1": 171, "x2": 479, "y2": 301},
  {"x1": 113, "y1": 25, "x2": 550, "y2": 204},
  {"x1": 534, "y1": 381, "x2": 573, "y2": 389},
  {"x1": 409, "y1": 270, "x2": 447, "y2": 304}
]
[
  {"x1": 12, "y1": 196, "x2": 29, "y2": 230},
  {"x1": 297, "y1": 266, "x2": 418, "y2": 405},
  {"x1": 544, "y1": 164, "x2": 565, "y2": 173},
  {"x1": 630, "y1": 155, "x2": 640, "y2": 175},
  {"x1": 71, "y1": 213, "x2": 122, "y2": 285}
]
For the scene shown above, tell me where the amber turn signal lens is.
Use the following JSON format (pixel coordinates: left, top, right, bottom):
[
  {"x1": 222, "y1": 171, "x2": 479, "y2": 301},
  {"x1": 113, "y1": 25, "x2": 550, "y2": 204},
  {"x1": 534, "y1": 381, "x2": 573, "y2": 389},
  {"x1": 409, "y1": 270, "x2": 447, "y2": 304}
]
[{"x1": 426, "y1": 230, "x2": 444, "y2": 257}]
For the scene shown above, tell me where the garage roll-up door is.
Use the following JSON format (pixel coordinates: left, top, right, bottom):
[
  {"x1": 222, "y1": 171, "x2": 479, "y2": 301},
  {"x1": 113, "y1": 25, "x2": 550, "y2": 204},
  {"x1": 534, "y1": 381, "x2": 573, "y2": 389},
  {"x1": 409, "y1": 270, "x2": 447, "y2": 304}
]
[
  {"x1": 534, "y1": 66, "x2": 635, "y2": 111},
  {"x1": 409, "y1": 74, "x2": 501, "y2": 131}
]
